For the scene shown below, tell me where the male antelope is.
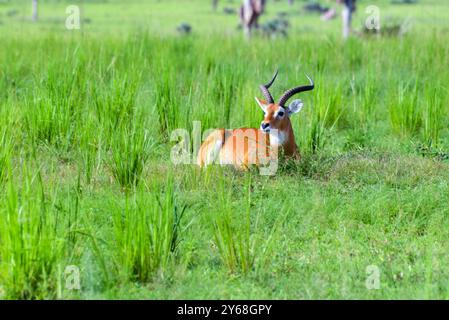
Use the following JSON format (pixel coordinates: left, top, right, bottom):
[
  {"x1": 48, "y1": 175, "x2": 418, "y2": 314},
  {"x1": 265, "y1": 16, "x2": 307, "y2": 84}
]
[
  {"x1": 197, "y1": 71, "x2": 314, "y2": 170},
  {"x1": 240, "y1": 0, "x2": 266, "y2": 37}
]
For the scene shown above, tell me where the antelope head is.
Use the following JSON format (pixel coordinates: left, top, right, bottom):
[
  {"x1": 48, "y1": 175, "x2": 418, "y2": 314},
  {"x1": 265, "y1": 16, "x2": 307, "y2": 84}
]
[
  {"x1": 255, "y1": 70, "x2": 314, "y2": 155},
  {"x1": 256, "y1": 70, "x2": 314, "y2": 134}
]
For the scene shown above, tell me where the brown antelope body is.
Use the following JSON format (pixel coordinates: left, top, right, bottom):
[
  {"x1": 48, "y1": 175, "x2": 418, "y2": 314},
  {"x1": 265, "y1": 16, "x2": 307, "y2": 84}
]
[{"x1": 197, "y1": 70, "x2": 314, "y2": 170}]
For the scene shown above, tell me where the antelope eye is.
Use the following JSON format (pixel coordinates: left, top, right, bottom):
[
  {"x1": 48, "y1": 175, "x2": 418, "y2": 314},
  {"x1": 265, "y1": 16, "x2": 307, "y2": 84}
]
[{"x1": 277, "y1": 111, "x2": 284, "y2": 117}]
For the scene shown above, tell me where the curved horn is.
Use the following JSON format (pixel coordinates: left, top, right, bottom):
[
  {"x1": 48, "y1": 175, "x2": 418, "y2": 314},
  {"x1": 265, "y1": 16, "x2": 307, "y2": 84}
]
[
  {"x1": 278, "y1": 74, "x2": 314, "y2": 107},
  {"x1": 259, "y1": 69, "x2": 279, "y2": 104}
]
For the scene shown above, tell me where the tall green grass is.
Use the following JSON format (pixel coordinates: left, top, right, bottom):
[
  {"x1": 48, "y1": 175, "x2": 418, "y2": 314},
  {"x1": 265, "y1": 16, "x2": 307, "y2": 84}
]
[
  {"x1": 109, "y1": 124, "x2": 152, "y2": 188},
  {"x1": 352, "y1": 73, "x2": 378, "y2": 126},
  {"x1": 78, "y1": 118, "x2": 103, "y2": 185},
  {"x1": 423, "y1": 87, "x2": 444, "y2": 147},
  {"x1": 24, "y1": 65, "x2": 84, "y2": 154},
  {"x1": 153, "y1": 69, "x2": 182, "y2": 136},
  {"x1": 300, "y1": 83, "x2": 343, "y2": 154},
  {"x1": 389, "y1": 81, "x2": 422, "y2": 137},
  {"x1": 0, "y1": 168, "x2": 65, "y2": 299},
  {"x1": 93, "y1": 74, "x2": 141, "y2": 137},
  {"x1": 0, "y1": 1, "x2": 448, "y2": 299},
  {"x1": 210, "y1": 173, "x2": 282, "y2": 274},
  {"x1": 211, "y1": 174, "x2": 255, "y2": 273},
  {"x1": 0, "y1": 128, "x2": 12, "y2": 184},
  {"x1": 111, "y1": 176, "x2": 186, "y2": 282}
]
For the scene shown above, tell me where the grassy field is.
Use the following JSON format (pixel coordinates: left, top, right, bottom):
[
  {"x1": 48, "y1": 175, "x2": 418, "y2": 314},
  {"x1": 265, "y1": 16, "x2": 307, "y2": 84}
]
[{"x1": 0, "y1": 0, "x2": 448, "y2": 299}]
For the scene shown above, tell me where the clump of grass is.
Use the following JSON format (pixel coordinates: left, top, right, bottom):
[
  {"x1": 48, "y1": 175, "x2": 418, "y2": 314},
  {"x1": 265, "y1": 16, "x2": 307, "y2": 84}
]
[
  {"x1": 212, "y1": 177, "x2": 253, "y2": 273},
  {"x1": 25, "y1": 94, "x2": 74, "y2": 152},
  {"x1": 305, "y1": 114, "x2": 327, "y2": 154},
  {"x1": 78, "y1": 119, "x2": 103, "y2": 185},
  {"x1": 302, "y1": 103, "x2": 336, "y2": 154},
  {"x1": 351, "y1": 74, "x2": 378, "y2": 125},
  {"x1": 111, "y1": 176, "x2": 187, "y2": 282},
  {"x1": 24, "y1": 69, "x2": 82, "y2": 154},
  {"x1": 343, "y1": 127, "x2": 373, "y2": 151},
  {"x1": 211, "y1": 174, "x2": 271, "y2": 274},
  {"x1": 317, "y1": 82, "x2": 345, "y2": 129},
  {"x1": 389, "y1": 82, "x2": 422, "y2": 137},
  {"x1": 109, "y1": 125, "x2": 152, "y2": 188},
  {"x1": 209, "y1": 65, "x2": 243, "y2": 127},
  {"x1": 0, "y1": 168, "x2": 65, "y2": 299},
  {"x1": 422, "y1": 87, "x2": 444, "y2": 147},
  {"x1": 299, "y1": 78, "x2": 342, "y2": 154},
  {"x1": 0, "y1": 128, "x2": 13, "y2": 184},
  {"x1": 92, "y1": 74, "x2": 140, "y2": 136},
  {"x1": 153, "y1": 69, "x2": 181, "y2": 137}
]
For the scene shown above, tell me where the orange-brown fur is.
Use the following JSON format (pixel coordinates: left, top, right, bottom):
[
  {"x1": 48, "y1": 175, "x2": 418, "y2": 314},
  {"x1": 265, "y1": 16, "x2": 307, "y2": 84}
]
[{"x1": 197, "y1": 99, "x2": 299, "y2": 169}]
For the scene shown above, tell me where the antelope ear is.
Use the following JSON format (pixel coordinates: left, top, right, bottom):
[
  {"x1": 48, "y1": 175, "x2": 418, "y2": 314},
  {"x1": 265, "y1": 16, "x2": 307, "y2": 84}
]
[
  {"x1": 255, "y1": 97, "x2": 268, "y2": 113},
  {"x1": 287, "y1": 99, "x2": 304, "y2": 115}
]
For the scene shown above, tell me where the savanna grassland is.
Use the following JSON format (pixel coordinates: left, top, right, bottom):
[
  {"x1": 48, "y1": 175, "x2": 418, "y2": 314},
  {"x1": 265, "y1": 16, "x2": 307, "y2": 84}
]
[{"x1": 0, "y1": 0, "x2": 448, "y2": 299}]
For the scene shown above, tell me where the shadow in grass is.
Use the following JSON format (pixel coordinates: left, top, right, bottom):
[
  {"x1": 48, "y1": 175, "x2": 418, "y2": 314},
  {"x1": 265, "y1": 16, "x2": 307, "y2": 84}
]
[{"x1": 416, "y1": 143, "x2": 449, "y2": 162}]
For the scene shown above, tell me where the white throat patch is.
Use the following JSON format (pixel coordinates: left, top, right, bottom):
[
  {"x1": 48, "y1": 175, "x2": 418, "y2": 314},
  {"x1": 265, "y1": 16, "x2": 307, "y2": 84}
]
[{"x1": 269, "y1": 131, "x2": 287, "y2": 146}]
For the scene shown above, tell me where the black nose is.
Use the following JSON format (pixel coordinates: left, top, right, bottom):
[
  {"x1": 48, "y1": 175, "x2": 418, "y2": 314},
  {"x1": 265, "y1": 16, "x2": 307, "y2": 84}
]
[{"x1": 261, "y1": 123, "x2": 269, "y2": 129}]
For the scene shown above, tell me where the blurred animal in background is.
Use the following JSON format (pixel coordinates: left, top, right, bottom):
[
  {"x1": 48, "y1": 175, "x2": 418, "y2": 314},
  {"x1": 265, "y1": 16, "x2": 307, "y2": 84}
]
[
  {"x1": 337, "y1": 0, "x2": 357, "y2": 39},
  {"x1": 32, "y1": 0, "x2": 38, "y2": 21},
  {"x1": 240, "y1": 0, "x2": 266, "y2": 37},
  {"x1": 212, "y1": 0, "x2": 219, "y2": 11},
  {"x1": 303, "y1": 2, "x2": 330, "y2": 14},
  {"x1": 223, "y1": 7, "x2": 237, "y2": 15},
  {"x1": 261, "y1": 18, "x2": 289, "y2": 38},
  {"x1": 176, "y1": 23, "x2": 192, "y2": 35},
  {"x1": 303, "y1": 1, "x2": 336, "y2": 21}
]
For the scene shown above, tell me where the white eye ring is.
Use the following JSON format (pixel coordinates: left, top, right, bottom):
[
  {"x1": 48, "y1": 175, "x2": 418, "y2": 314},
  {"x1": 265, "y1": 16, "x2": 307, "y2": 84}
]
[{"x1": 277, "y1": 108, "x2": 285, "y2": 117}]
